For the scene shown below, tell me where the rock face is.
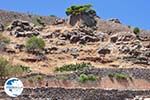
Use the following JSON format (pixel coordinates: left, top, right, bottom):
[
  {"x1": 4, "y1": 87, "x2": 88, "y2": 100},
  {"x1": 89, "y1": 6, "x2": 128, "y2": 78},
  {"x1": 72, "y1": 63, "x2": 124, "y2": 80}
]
[
  {"x1": 113, "y1": 35, "x2": 150, "y2": 65},
  {"x1": 68, "y1": 13, "x2": 97, "y2": 27}
]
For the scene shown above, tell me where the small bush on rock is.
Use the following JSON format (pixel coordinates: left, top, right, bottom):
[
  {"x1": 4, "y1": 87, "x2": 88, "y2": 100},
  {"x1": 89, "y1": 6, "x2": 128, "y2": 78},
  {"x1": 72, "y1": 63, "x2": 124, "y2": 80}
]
[
  {"x1": 36, "y1": 18, "x2": 45, "y2": 26},
  {"x1": 26, "y1": 36, "x2": 45, "y2": 53},
  {"x1": 66, "y1": 4, "x2": 95, "y2": 16},
  {"x1": 108, "y1": 73, "x2": 129, "y2": 80},
  {"x1": 133, "y1": 27, "x2": 140, "y2": 35},
  {"x1": 78, "y1": 74, "x2": 97, "y2": 83}
]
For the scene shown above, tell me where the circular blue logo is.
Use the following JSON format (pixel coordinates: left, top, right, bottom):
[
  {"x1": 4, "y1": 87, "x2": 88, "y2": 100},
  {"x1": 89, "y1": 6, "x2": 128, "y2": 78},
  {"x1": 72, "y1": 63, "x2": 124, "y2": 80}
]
[{"x1": 4, "y1": 78, "x2": 24, "y2": 97}]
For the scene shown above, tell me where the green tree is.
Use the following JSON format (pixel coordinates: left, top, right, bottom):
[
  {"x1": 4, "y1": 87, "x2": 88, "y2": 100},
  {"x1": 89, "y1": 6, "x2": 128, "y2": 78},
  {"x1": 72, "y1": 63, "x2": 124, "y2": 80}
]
[
  {"x1": 66, "y1": 4, "x2": 95, "y2": 16},
  {"x1": 26, "y1": 36, "x2": 45, "y2": 53}
]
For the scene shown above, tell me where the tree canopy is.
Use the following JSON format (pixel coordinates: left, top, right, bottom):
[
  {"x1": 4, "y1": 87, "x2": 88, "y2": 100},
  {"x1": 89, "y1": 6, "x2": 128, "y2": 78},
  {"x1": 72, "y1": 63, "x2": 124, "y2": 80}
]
[{"x1": 66, "y1": 4, "x2": 96, "y2": 16}]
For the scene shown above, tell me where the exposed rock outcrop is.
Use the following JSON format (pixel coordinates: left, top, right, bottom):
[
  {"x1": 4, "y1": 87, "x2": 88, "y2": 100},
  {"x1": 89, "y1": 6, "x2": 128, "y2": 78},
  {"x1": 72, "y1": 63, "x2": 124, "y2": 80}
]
[
  {"x1": 68, "y1": 13, "x2": 97, "y2": 27},
  {"x1": 110, "y1": 32, "x2": 136, "y2": 43},
  {"x1": 8, "y1": 20, "x2": 40, "y2": 37},
  {"x1": 138, "y1": 30, "x2": 150, "y2": 41}
]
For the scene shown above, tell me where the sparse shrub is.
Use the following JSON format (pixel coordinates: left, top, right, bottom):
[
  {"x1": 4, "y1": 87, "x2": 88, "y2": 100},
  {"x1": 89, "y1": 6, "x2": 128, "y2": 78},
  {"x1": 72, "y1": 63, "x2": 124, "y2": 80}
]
[
  {"x1": 128, "y1": 25, "x2": 131, "y2": 28},
  {"x1": 13, "y1": 65, "x2": 31, "y2": 74},
  {"x1": 28, "y1": 77, "x2": 34, "y2": 84},
  {"x1": 78, "y1": 74, "x2": 88, "y2": 83},
  {"x1": 36, "y1": 18, "x2": 45, "y2": 26},
  {"x1": 0, "y1": 57, "x2": 9, "y2": 79},
  {"x1": 78, "y1": 74, "x2": 97, "y2": 83},
  {"x1": 32, "y1": 17, "x2": 45, "y2": 26},
  {"x1": 50, "y1": 15, "x2": 56, "y2": 17},
  {"x1": 28, "y1": 75, "x2": 44, "y2": 85},
  {"x1": 34, "y1": 75, "x2": 44, "y2": 85},
  {"x1": 0, "y1": 57, "x2": 30, "y2": 79},
  {"x1": 108, "y1": 73, "x2": 129, "y2": 80},
  {"x1": 88, "y1": 74, "x2": 97, "y2": 81},
  {"x1": 66, "y1": 4, "x2": 95, "y2": 16},
  {"x1": 8, "y1": 65, "x2": 24, "y2": 76},
  {"x1": 133, "y1": 27, "x2": 140, "y2": 34},
  {"x1": 0, "y1": 33, "x2": 10, "y2": 51},
  {"x1": 25, "y1": 36, "x2": 45, "y2": 53},
  {"x1": 35, "y1": 75, "x2": 44, "y2": 81},
  {"x1": 55, "y1": 62, "x2": 92, "y2": 72},
  {"x1": 108, "y1": 73, "x2": 114, "y2": 78}
]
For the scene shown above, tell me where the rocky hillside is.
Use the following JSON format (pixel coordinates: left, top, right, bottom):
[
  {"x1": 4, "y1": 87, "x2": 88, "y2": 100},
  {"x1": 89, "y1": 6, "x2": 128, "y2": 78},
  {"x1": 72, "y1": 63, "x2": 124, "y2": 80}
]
[
  {"x1": 0, "y1": 9, "x2": 57, "y2": 26},
  {"x1": 0, "y1": 7, "x2": 150, "y2": 99},
  {"x1": 0, "y1": 12, "x2": 149, "y2": 73}
]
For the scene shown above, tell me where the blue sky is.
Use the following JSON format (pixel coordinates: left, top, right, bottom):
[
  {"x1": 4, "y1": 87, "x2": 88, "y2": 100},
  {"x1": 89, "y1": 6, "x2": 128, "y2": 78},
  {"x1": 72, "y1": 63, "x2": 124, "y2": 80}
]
[{"x1": 0, "y1": 0, "x2": 149, "y2": 29}]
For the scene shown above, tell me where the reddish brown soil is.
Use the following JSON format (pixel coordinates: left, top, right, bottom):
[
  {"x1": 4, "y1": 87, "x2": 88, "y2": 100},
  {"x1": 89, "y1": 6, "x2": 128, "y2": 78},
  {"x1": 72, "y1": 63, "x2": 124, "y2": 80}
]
[{"x1": 22, "y1": 77, "x2": 150, "y2": 90}]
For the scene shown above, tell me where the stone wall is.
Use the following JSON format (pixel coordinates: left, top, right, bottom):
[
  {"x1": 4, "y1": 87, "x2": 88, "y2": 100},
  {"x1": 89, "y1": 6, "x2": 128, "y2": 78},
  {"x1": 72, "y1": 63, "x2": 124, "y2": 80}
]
[
  {"x1": 0, "y1": 87, "x2": 150, "y2": 100},
  {"x1": 20, "y1": 68, "x2": 150, "y2": 81},
  {"x1": 48, "y1": 68, "x2": 150, "y2": 81}
]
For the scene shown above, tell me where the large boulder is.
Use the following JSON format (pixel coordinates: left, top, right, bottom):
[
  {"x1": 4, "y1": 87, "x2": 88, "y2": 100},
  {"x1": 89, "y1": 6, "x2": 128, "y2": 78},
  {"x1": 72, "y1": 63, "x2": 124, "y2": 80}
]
[
  {"x1": 70, "y1": 35, "x2": 80, "y2": 43},
  {"x1": 25, "y1": 31, "x2": 40, "y2": 37},
  {"x1": 68, "y1": 13, "x2": 97, "y2": 27}
]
